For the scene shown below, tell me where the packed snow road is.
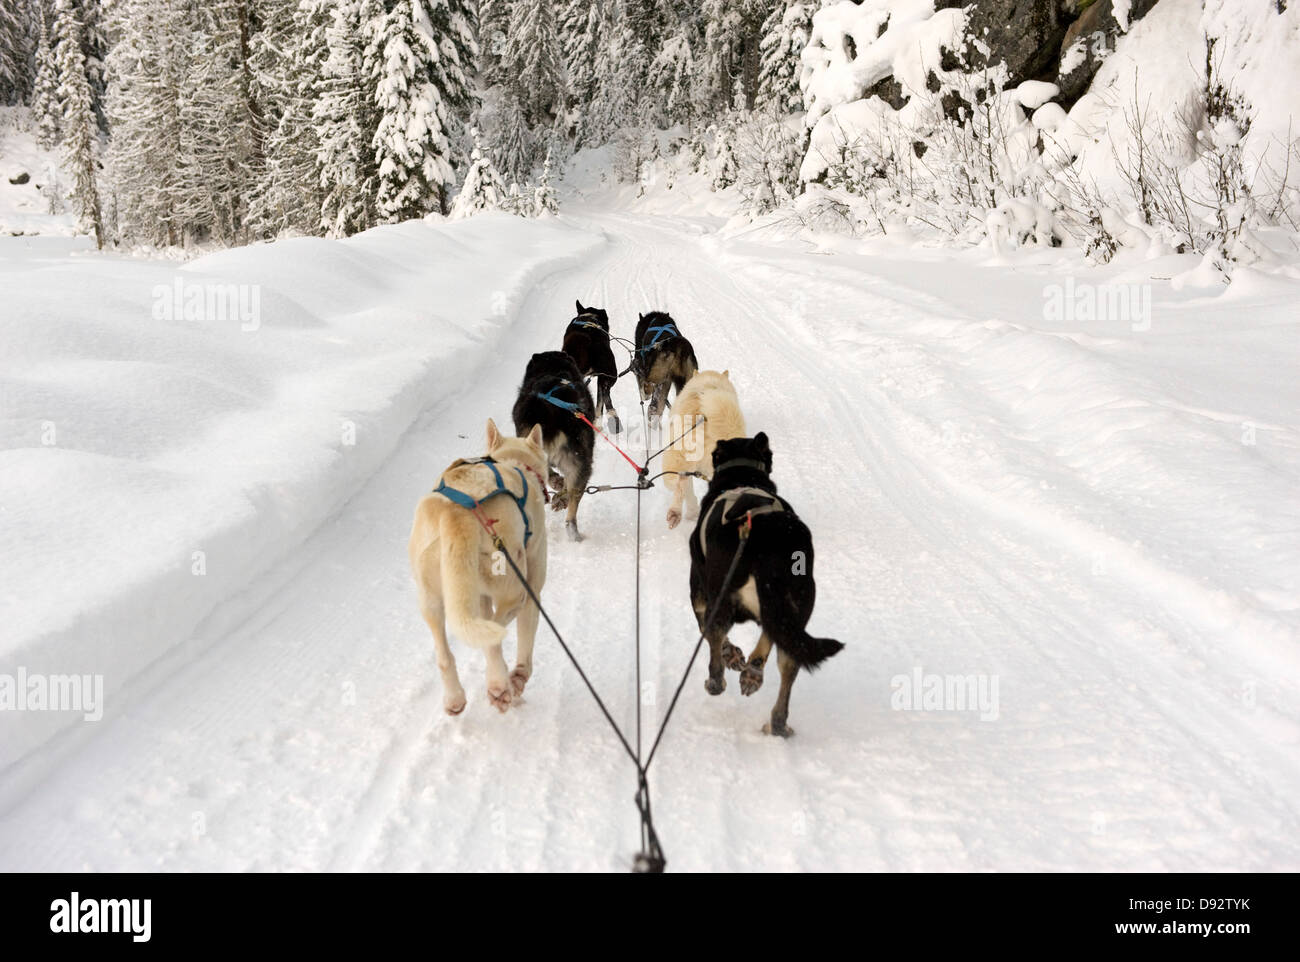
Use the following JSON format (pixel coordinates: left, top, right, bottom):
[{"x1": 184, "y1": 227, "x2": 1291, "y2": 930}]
[{"x1": 2, "y1": 212, "x2": 1297, "y2": 871}]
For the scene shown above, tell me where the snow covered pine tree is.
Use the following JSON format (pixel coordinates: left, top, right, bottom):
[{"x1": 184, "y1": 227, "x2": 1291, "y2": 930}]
[
  {"x1": 53, "y1": 0, "x2": 103, "y2": 247},
  {"x1": 367, "y1": 0, "x2": 458, "y2": 220}
]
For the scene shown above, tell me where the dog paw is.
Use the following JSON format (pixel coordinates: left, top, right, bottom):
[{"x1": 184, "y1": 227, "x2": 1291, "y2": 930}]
[
  {"x1": 607, "y1": 415, "x2": 622, "y2": 435},
  {"x1": 722, "y1": 642, "x2": 745, "y2": 671},
  {"x1": 487, "y1": 684, "x2": 513, "y2": 713},
  {"x1": 565, "y1": 521, "x2": 583, "y2": 542},
  {"x1": 704, "y1": 675, "x2": 726, "y2": 696},
  {"x1": 510, "y1": 666, "x2": 530, "y2": 695},
  {"x1": 550, "y1": 494, "x2": 568, "y2": 512},
  {"x1": 684, "y1": 503, "x2": 699, "y2": 521},
  {"x1": 666, "y1": 508, "x2": 681, "y2": 529},
  {"x1": 739, "y1": 665, "x2": 764, "y2": 696},
  {"x1": 444, "y1": 693, "x2": 467, "y2": 716},
  {"x1": 762, "y1": 720, "x2": 794, "y2": 738}
]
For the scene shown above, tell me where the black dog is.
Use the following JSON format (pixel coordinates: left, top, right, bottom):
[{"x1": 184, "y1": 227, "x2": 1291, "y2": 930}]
[
  {"x1": 688, "y1": 433, "x2": 843, "y2": 736},
  {"x1": 512, "y1": 351, "x2": 595, "y2": 542},
  {"x1": 633, "y1": 311, "x2": 698, "y2": 426},
  {"x1": 562, "y1": 300, "x2": 621, "y2": 434}
]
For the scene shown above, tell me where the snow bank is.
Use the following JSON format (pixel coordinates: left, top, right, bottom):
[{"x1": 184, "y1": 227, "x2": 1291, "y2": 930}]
[
  {"x1": 794, "y1": 0, "x2": 1300, "y2": 260},
  {"x1": 0, "y1": 214, "x2": 604, "y2": 771},
  {"x1": 1066, "y1": 0, "x2": 1300, "y2": 199}
]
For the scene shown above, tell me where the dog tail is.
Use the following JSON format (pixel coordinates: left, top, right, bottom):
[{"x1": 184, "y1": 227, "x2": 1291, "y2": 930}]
[
  {"x1": 754, "y1": 555, "x2": 843, "y2": 670},
  {"x1": 768, "y1": 622, "x2": 844, "y2": 670},
  {"x1": 440, "y1": 508, "x2": 507, "y2": 649}
]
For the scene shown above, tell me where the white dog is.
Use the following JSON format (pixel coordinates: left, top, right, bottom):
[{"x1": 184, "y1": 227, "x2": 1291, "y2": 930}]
[
  {"x1": 408, "y1": 419, "x2": 549, "y2": 714},
  {"x1": 662, "y1": 370, "x2": 747, "y2": 529}
]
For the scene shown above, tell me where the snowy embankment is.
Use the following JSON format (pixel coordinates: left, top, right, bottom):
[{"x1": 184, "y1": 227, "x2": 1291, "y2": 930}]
[{"x1": 0, "y1": 214, "x2": 604, "y2": 774}]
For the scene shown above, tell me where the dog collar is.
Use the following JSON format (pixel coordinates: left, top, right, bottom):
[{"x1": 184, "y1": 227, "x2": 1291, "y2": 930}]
[{"x1": 712, "y1": 457, "x2": 769, "y2": 475}]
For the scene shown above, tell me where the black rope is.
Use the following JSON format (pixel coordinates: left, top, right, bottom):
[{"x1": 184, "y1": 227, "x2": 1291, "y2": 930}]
[
  {"x1": 641, "y1": 469, "x2": 704, "y2": 486},
  {"x1": 635, "y1": 432, "x2": 644, "y2": 765},
  {"x1": 631, "y1": 395, "x2": 661, "y2": 871},
  {"x1": 486, "y1": 532, "x2": 638, "y2": 769},
  {"x1": 633, "y1": 770, "x2": 665, "y2": 873},
  {"x1": 586, "y1": 479, "x2": 652, "y2": 494},
  {"x1": 644, "y1": 415, "x2": 706, "y2": 466},
  {"x1": 644, "y1": 534, "x2": 749, "y2": 773},
  {"x1": 584, "y1": 470, "x2": 701, "y2": 496},
  {"x1": 469, "y1": 391, "x2": 731, "y2": 873}
]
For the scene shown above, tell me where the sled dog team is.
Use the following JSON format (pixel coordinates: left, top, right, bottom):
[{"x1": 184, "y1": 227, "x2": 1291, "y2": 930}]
[{"x1": 408, "y1": 301, "x2": 843, "y2": 737}]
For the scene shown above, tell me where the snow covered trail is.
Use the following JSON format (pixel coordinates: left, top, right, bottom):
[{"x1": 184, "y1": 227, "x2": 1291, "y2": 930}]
[{"x1": 2, "y1": 213, "x2": 1298, "y2": 871}]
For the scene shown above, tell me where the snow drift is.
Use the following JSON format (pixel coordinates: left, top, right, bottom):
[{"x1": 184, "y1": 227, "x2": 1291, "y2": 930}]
[{"x1": 0, "y1": 214, "x2": 604, "y2": 774}]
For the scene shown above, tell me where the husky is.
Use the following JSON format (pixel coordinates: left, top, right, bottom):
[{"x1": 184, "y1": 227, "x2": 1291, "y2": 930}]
[
  {"x1": 662, "y1": 370, "x2": 747, "y2": 530},
  {"x1": 512, "y1": 350, "x2": 596, "y2": 542},
  {"x1": 633, "y1": 311, "x2": 698, "y2": 427},
  {"x1": 409, "y1": 418, "x2": 549, "y2": 715},
  {"x1": 688, "y1": 433, "x2": 844, "y2": 737},
  {"x1": 562, "y1": 300, "x2": 622, "y2": 434}
]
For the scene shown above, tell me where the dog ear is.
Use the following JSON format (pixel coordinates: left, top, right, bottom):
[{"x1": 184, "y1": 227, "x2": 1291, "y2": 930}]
[
  {"x1": 639, "y1": 313, "x2": 645, "y2": 322},
  {"x1": 575, "y1": 299, "x2": 584, "y2": 313},
  {"x1": 754, "y1": 432, "x2": 773, "y2": 471},
  {"x1": 722, "y1": 369, "x2": 730, "y2": 379},
  {"x1": 526, "y1": 423, "x2": 544, "y2": 451},
  {"x1": 486, "y1": 418, "x2": 501, "y2": 451}
]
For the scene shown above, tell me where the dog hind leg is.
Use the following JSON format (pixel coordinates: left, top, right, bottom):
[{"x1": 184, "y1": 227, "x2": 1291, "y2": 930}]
[
  {"x1": 648, "y1": 381, "x2": 670, "y2": 428},
  {"x1": 599, "y1": 378, "x2": 621, "y2": 434},
  {"x1": 666, "y1": 472, "x2": 688, "y2": 529},
  {"x1": 482, "y1": 575, "x2": 528, "y2": 709},
  {"x1": 555, "y1": 448, "x2": 591, "y2": 542},
  {"x1": 546, "y1": 460, "x2": 566, "y2": 511},
  {"x1": 763, "y1": 648, "x2": 799, "y2": 737},
  {"x1": 421, "y1": 596, "x2": 468, "y2": 715},
  {"x1": 681, "y1": 472, "x2": 699, "y2": 521},
  {"x1": 512, "y1": 601, "x2": 538, "y2": 696},
  {"x1": 694, "y1": 597, "x2": 732, "y2": 695}
]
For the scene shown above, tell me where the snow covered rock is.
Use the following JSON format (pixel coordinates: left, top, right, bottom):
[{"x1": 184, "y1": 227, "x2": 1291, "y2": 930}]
[
  {"x1": 1057, "y1": 0, "x2": 1161, "y2": 103},
  {"x1": 957, "y1": 0, "x2": 1069, "y2": 85}
]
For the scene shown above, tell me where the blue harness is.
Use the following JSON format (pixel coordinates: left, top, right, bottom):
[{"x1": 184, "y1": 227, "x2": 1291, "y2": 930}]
[
  {"x1": 636, "y1": 323, "x2": 680, "y2": 372},
  {"x1": 536, "y1": 379, "x2": 582, "y2": 413},
  {"x1": 640, "y1": 322, "x2": 678, "y2": 356},
  {"x1": 433, "y1": 457, "x2": 533, "y2": 546},
  {"x1": 567, "y1": 314, "x2": 606, "y2": 334}
]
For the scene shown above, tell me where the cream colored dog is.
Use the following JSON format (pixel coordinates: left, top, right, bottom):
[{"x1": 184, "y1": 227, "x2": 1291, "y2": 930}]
[
  {"x1": 408, "y1": 419, "x2": 549, "y2": 715},
  {"x1": 663, "y1": 370, "x2": 747, "y2": 529}
]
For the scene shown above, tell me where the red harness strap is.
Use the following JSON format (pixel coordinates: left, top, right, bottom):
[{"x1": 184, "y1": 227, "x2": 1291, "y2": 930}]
[
  {"x1": 522, "y1": 464, "x2": 551, "y2": 504},
  {"x1": 575, "y1": 411, "x2": 644, "y2": 474}
]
